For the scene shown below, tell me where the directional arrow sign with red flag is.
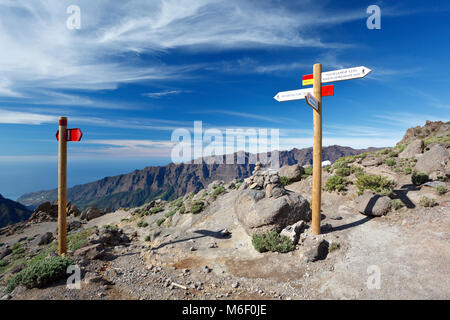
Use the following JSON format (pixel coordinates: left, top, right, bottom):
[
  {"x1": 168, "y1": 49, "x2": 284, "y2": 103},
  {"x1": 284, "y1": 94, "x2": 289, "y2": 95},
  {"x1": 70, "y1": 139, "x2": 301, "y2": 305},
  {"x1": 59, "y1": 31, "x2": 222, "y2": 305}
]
[
  {"x1": 274, "y1": 85, "x2": 334, "y2": 102},
  {"x1": 56, "y1": 128, "x2": 83, "y2": 142},
  {"x1": 302, "y1": 66, "x2": 371, "y2": 85}
]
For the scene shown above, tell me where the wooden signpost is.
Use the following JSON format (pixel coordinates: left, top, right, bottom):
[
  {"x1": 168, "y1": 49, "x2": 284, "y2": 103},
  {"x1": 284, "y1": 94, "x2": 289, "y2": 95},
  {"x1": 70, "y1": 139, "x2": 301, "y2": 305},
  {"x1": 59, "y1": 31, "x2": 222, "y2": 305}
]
[
  {"x1": 56, "y1": 117, "x2": 82, "y2": 256},
  {"x1": 274, "y1": 64, "x2": 371, "y2": 235}
]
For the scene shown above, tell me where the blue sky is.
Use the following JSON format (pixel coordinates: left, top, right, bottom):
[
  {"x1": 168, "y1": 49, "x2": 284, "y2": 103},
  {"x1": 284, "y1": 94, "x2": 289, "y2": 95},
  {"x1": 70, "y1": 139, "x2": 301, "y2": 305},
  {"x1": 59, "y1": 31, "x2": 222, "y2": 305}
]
[{"x1": 0, "y1": 0, "x2": 449, "y2": 199}]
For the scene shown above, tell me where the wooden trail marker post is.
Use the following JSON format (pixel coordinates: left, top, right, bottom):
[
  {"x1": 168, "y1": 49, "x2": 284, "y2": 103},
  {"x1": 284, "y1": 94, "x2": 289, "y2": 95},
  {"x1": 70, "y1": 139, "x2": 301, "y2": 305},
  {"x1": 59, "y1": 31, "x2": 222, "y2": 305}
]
[
  {"x1": 56, "y1": 117, "x2": 83, "y2": 256},
  {"x1": 311, "y1": 63, "x2": 322, "y2": 235},
  {"x1": 274, "y1": 65, "x2": 371, "y2": 235}
]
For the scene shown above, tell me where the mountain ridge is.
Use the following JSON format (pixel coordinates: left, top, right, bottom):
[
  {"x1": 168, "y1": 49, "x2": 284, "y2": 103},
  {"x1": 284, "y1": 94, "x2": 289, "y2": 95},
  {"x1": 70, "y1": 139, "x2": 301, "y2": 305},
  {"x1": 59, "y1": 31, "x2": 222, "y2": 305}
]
[
  {"x1": 0, "y1": 193, "x2": 32, "y2": 228},
  {"x1": 17, "y1": 145, "x2": 379, "y2": 210}
]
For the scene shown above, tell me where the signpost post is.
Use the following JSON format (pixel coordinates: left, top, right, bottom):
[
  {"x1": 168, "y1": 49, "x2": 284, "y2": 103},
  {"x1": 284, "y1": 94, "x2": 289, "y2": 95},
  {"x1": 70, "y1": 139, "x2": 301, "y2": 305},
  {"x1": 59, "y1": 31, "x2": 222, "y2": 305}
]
[
  {"x1": 311, "y1": 63, "x2": 322, "y2": 235},
  {"x1": 274, "y1": 65, "x2": 371, "y2": 235},
  {"x1": 56, "y1": 117, "x2": 82, "y2": 256},
  {"x1": 58, "y1": 117, "x2": 68, "y2": 256}
]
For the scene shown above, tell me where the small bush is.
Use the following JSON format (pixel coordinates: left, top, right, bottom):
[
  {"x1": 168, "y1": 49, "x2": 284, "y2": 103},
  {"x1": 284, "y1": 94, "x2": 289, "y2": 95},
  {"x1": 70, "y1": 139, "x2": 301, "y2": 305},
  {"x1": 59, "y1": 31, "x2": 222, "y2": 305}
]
[
  {"x1": 396, "y1": 145, "x2": 406, "y2": 153},
  {"x1": 179, "y1": 204, "x2": 185, "y2": 214},
  {"x1": 280, "y1": 176, "x2": 291, "y2": 186},
  {"x1": 165, "y1": 210, "x2": 176, "y2": 218},
  {"x1": 156, "y1": 218, "x2": 166, "y2": 226},
  {"x1": 350, "y1": 166, "x2": 365, "y2": 177},
  {"x1": 405, "y1": 167, "x2": 412, "y2": 175},
  {"x1": 144, "y1": 235, "x2": 151, "y2": 242},
  {"x1": 356, "y1": 174, "x2": 395, "y2": 196},
  {"x1": 6, "y1": 256, "x2": 73, "y2": 293},
  {"x1": 391, "y1": 199, "x2": 404, "y2": 210},
  {"x1": 385, "y1": 158, "x2": 396, "y2": 167},
  {"x1": 328, "y1": 243, "x2": 340, "y2": 252},
  {"x1": 151, "y1": 206, "x2": 164, "y2": 214},
  {"x1": 335, "y1": 167, "x2": 350, "y2": 177},
  {"x1": 137, "y1": 220, "x2": 148, "y2": 228},
  {"x1": 190, "y1": 201, "x2": 204, "y2": 214},
  {"x1": 170, "y1": 197, "x2": 183, "y2": 208},
  {"x1": 419, "y1": 196, "x2": 438, "y2": 207},
  {"x1": 212, "y1": 186, "x2": 225, "y2": 198},
  {"x1": 412, "y1": 172, "x2": 429, "y2": 186},
  {"x1": 304, "y1": 167, "x2": 313, "y2": 176},
  {"x1": 0, "y1": 259, "x2": 9, "y2": 267},
  {"x1": 325, "y1": 175, "x2": 349, "y2": 192},
  {"x1": 436, "y1": 185, "x2": 447, "y2": 195},
  {"x1": 388, "y1": 151, "x2": 399, "y2": 158},
  {"x1": 252, "y1": 231, "x2": 294, "y2": 253},
  {"x1": 235, "y1": 182, "x2": 242, "y2": 189}
]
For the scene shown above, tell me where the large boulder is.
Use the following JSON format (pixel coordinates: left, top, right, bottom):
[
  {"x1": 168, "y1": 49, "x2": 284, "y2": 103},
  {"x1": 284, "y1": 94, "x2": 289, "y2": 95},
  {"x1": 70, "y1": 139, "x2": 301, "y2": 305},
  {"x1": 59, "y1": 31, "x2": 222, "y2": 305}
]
[
  {"x1": 80, "y1": 206, "x2": 102, "y2": 221},
  {"x1": 355, "y1": 191, "x2": 392, "y2": 217},
  {"x1": 88, "y1": 227, "x2": 130, "y2": 246},
  {"x1": 399, "y1": 139, "x2": 424, "y2": 159},
  {"x1": 28, "y1": 202, "x2": 58, "y2": 223},
  {"x1": 0, "y1": 246, "x2": 12, "y2": 260},
  {"x1": 73, "y1": 243, "x2": 105, "y2": 260},
  {"x1": 361, "y1": 157, "x2": 383, "y2": 167},
  {"x1": 66, "y1": 202, "x2": 81, "y2": 216},
  {"x1": 304, "y1": 239, "x2": 329, "y2": 263},
  {"x1": 38, "y1": 232, "x2": 54, "y2": 245},
  {"x1": 415, "y1": 145, "x2": 449, "y2": 178},
  {"x1": 278, "y1": 164, "x2": 305, "y2": 183},
  {"x1": 235, "y1": 188, "x2": 311, "y2": 235}
]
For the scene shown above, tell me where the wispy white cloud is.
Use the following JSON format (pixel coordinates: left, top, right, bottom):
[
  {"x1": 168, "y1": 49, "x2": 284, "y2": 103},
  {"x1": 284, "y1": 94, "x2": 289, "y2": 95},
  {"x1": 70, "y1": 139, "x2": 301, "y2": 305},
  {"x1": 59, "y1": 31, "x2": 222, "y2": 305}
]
[
  {"x1": 0, "y1": 109, "x2": 57, "y2": 125},
  {"x1": 142, "y1": 90, "x2": 187, "y2": 98},
  {"x1": 0, "y1": 0, "x2": 379, "y2": 101}
]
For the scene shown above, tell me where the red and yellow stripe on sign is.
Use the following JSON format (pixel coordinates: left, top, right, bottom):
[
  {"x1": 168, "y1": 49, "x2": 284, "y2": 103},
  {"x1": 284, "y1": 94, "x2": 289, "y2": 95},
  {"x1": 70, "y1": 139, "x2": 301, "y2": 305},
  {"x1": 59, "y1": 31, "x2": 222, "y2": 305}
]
[{"x1": 302, "y1": 74, "x2": 313, "y2": 86}]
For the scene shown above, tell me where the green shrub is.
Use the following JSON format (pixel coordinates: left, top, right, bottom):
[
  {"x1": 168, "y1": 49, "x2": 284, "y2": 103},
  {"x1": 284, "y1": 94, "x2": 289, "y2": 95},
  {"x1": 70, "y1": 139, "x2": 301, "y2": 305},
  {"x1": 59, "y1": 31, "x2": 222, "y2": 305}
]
[
  {"x1": 165, "y1": 210, "x2": 176, "y2": 218},
  {"x1": 405, "y1": 167, "x2": 412, "y2": 175},
  {"x1": 385, "y1": 158, "x2": 396, "y2": 167},
  {"x1": 355, "y1": 174, "x2": 395, "y2": 196},
  {"x1": 304, "y1": 167, "x2": 313, "y2": 176},
  {"x1": 251, "y1": 231, "x2": 294, "y2": 253},
  {"x1": 437, "y1": 174, "x2": 450, "y2": 182},
  {"x1": 412, "y1": 172, "x2": 429, "y2": 186},
  {"x1": 156, "y1": 218, "x2": 166, "y2": 226},
  {"x1": 419, "y1": 196, "x2": 438, "y2": 207},
  {"x1": 235, "y1": 182, "x2": 242, "y2": 189},
  {"x1": 388, "y1": 151, "x2": 399, "y2": 158},
  {"x1": 280, "y1": 176, "x2": 291, "y2": 186},
  {"x1": 325, "y1": 175, "x2": 349, "y2": 192},
  {"x1": 151, "y1": 206, "x2": 164, "y2": 214},
  {"x1": 190, "y1": 201, "x2": 204, "y2": 214},
  {"x1": 396, "y1": 144, "x2": 406, "y2": 153},
  {"x1": 6, "y1": 256, "x2": 73, "y2": 293},
  {"x1": 137, "y1": 220, "x2": 148, "y2": 228},
  {"x1": 436, "y1": 185, "x2": 447, "y2": 195},
  {"x1": 350, "y1": 166, "x2": 365, "y2": 177},
  {"x1": 170, "y1": 197, "x2": 183, "y2": 208},
  {"x1": 67, "y1": 227, "x2": 96, "y2": 252},
  {"x1": 328, "y1": 243, "x2": 340, "y2": 252},
  {"x1": 144, "y1": 235, "x2": 151, "y2": 242},
  {"x1": 391, "y1": 199, "x2": 404, "y2": 210},
  {"x1": 0, "y1": 259, "x2": 9, "y2": 267},
  {"x1": 335, "y1": 167, "x2": 350, "y2": 177},
  {"x1": 103, "y1": 224, "x2": 118, "y2": 230},
  {"x1": 212, "y1": 186, "x2": 225, "y2": 198},
  {"x1": 179, "y1": 204, "x2": 185, "y2": 214}
]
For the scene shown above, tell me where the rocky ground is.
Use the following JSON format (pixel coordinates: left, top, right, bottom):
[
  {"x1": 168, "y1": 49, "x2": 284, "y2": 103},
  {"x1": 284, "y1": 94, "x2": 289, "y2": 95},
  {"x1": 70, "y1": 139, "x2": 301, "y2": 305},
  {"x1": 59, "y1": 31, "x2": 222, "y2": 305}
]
[{"x1": 0, "y1": 121, "x2": 449, "y2": 300}]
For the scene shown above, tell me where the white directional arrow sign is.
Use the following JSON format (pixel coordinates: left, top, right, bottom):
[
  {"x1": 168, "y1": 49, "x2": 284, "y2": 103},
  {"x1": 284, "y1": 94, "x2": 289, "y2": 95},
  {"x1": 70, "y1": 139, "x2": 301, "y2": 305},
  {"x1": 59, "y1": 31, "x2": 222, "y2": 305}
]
[
  {"x1": 274, "y1": 88, "x2": 312, "y2": 102},
  {"x1": 321, "y1": 66, "x2": 371, "y2": 83}
]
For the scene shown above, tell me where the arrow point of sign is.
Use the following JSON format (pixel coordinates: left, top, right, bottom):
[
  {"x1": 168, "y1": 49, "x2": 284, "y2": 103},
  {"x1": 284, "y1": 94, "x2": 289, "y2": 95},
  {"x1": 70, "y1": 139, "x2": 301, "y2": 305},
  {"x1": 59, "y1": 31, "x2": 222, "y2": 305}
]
[{"x1": 274, "y1": 94, "x2": 280, "y2": 102}]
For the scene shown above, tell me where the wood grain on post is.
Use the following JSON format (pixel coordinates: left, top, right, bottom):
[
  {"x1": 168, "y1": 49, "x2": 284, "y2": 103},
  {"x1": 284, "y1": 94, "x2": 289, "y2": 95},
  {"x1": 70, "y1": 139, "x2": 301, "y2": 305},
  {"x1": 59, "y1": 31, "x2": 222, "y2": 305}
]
[
  {"x1": 58, "y1": 116, "x2": 68, "y2": 256},
  {"x1": 312, "y1": 63, "x2": 322, "y2": 235}
]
